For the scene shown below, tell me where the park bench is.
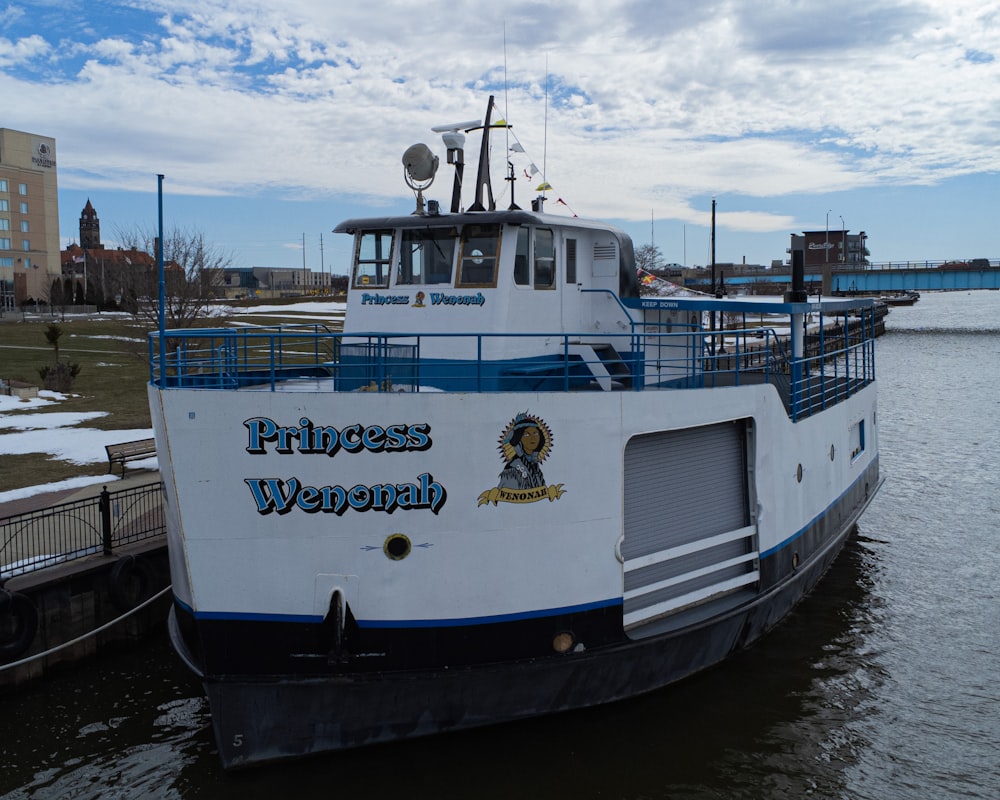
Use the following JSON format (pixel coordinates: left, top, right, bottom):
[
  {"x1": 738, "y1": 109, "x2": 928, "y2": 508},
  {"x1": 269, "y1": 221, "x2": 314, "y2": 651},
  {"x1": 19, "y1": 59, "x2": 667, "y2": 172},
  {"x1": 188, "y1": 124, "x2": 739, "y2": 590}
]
[{"x1": 105, "y1": 438, "x2": 157, "y2": 477}]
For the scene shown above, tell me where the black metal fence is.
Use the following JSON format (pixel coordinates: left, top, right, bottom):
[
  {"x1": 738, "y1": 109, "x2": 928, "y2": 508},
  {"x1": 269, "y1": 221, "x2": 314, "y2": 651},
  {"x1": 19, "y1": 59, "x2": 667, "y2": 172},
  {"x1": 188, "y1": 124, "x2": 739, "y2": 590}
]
[{"x1": 0, "y1": 482, "x2": 165, "y2": 581}]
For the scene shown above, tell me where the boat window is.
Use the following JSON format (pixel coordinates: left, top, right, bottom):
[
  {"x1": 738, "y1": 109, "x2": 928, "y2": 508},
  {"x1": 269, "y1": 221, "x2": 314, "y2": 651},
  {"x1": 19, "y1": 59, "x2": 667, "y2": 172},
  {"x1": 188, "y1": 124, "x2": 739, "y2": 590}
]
[
  {"x1": 397, "y1": 228, "x2": 456, "y2": 285},
  {"x1": 534, "y1": 228, "x2": 556, "y2": 289},
  {"x1": 457, "y1": 224, "x2": 501, "y2": 287},
  {"x1": 353, "y1": 230, "x2": 394, "y2": 288},
  {"x1": 514, "y1": 228, "x2": 530, "y2": 285}
]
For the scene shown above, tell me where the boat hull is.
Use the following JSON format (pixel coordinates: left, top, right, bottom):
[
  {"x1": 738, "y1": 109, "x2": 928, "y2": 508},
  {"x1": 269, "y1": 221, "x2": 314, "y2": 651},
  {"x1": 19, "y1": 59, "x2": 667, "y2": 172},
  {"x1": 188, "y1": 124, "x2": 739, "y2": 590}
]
[
  {"x1": 170, "y1": 460, "x2": 879, "y2": 769},
  {"x1": 150, "y1": 351, "x2": 880, "y2": 769}
]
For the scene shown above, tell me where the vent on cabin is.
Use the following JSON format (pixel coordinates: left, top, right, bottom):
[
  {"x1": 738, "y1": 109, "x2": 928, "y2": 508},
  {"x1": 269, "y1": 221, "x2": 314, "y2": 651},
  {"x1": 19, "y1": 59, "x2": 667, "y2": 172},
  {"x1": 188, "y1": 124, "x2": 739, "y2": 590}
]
[
  {"x1": 593, "y1": 241, "x2": 618, "y2": 277},
  {"x1": 593, "y1": 243, "x2": 617, "y2": 261}
]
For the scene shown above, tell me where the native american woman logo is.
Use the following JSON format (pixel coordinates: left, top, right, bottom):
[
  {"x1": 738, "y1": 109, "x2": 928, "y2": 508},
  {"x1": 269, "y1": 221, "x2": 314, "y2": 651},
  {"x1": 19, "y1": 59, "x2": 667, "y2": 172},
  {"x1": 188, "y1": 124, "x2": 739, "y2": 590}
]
[{"x1": 477, "y1": 412, "x2": 565, "y2": 506}]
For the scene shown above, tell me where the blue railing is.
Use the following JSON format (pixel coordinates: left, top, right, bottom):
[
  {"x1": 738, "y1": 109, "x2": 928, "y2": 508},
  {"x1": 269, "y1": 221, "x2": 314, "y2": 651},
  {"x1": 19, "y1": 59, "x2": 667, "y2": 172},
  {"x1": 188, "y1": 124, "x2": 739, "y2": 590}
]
[{"x1": 149, "y1": 312, "x2": 876, "y2": 421}]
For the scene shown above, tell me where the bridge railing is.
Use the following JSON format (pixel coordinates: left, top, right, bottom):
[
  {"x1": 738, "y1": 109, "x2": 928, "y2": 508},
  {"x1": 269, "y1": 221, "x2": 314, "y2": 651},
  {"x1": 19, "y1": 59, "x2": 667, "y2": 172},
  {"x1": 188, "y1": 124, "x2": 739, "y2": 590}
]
[{"x1": 834, "y1": 259, "x2": 996, "y2": 271}]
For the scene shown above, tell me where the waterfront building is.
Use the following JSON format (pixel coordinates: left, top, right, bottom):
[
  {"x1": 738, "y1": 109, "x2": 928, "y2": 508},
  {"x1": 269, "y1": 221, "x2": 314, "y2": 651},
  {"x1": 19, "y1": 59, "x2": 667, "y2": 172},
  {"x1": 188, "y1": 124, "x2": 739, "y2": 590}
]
[
  {"x1": 789, "y1": 229, "x2": 869, "y2": 269},
  {"x1": 0, "y1": 128, "x2": 60, "y2": 311}
]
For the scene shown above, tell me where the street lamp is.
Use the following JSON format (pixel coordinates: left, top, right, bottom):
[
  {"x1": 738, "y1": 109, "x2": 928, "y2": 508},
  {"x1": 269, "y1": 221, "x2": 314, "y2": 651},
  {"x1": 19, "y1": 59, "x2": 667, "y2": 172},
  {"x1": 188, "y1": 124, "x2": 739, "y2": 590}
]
[
  {"x1": 839, "y1": 215, "x2": 845, "y2": 264},
  {"x1": 825, "y1": 210, "x2": 831, "y2": 264},
  {"x1": 821, "y1": 209, "x2": 833, "y2": 297}
]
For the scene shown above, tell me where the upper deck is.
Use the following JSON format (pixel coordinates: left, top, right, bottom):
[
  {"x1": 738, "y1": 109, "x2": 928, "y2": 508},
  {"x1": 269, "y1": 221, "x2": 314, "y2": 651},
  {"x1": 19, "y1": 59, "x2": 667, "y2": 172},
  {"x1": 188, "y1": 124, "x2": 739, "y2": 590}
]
[
  {"x1": 147, "y1": 97, "x2": 878, "y2": 422},
  {"x1": 149, "y1": 290, "x2": 878, "y2": 423}
]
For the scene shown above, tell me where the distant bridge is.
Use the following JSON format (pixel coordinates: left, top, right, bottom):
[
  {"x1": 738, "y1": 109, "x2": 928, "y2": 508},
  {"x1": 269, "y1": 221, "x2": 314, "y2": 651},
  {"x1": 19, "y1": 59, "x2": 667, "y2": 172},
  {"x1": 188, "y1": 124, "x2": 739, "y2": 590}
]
[{"x1": 684, "y1": 261, "x2": 1000, "y2": 293}]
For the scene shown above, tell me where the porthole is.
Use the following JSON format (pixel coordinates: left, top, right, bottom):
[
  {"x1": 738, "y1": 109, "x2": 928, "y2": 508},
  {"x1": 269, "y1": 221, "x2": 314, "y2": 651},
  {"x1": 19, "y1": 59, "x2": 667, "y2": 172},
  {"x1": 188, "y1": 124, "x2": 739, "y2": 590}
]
[
  {"x1": 830, "y1": 444, "x2": 836, "y2": 461},
  {"x1": 796, "y1": 463, "x2": 803, "y2": 483},
  {"x1": 383, "y1": 533, "x2": 411, "y2": 561}
]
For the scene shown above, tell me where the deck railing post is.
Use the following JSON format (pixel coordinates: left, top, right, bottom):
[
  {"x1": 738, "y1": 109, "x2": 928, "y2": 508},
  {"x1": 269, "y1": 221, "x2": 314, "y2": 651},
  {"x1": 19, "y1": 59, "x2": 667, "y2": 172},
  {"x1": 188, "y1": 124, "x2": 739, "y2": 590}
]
[{"x1": 99, "y1": 486, "x2": 112, "y2": 555}]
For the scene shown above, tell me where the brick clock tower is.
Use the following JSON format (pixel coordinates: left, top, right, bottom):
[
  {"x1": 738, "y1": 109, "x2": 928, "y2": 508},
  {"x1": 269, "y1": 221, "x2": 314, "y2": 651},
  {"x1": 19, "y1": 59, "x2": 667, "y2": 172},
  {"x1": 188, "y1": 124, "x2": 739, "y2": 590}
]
[{"x1": 79, "y1": 199, "x2": 102, "y2": 249}]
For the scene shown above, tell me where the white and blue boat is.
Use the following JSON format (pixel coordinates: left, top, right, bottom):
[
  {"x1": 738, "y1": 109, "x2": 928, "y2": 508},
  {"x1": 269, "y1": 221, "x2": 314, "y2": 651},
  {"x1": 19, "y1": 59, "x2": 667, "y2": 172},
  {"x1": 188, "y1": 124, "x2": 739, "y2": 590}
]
[{"x1": 148, "y1": 97, "x2": 882, "y2": 769}]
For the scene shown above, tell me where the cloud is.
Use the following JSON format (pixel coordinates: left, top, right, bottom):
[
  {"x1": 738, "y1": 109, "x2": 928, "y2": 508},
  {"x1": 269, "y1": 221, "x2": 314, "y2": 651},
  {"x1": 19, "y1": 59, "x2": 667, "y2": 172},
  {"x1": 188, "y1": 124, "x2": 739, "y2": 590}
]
[
  {"x1": 1, "y1": 0, "x2": 999, "y2": 261},
  {"x1": 0, "y1": 33, "x2": 49, "y2": 67}
]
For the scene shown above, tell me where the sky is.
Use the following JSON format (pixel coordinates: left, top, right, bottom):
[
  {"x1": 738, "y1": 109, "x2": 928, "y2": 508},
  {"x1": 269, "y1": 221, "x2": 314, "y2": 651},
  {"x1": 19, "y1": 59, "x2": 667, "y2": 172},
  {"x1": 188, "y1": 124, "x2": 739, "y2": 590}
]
[{"x1": 1, "y1": 1, "x2": 998, "y2": 272}]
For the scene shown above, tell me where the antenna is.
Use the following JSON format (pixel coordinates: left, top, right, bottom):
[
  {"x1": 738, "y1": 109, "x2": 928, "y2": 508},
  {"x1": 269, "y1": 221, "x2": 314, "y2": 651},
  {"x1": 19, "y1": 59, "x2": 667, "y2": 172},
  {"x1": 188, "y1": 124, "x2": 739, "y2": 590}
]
[
  {"x1": 503, "y1": 23, "x2": 520, "y2": 210},
  {"x1": 535, "y1": 56, "x2": 549, "y2": 212}
]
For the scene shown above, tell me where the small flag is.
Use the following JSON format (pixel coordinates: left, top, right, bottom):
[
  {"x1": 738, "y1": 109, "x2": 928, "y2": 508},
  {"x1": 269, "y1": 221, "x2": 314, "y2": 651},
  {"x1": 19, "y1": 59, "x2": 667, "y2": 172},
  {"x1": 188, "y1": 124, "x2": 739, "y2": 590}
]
[
  {"x1": 556, "y1": 197, "x2": 579, "y2": 218},
  {"x1": 72, "y1": 255, "x2": 84, "y2": 263},
  {"x1": 536, "y1": 182, "x2": 552, "y2": 191}
]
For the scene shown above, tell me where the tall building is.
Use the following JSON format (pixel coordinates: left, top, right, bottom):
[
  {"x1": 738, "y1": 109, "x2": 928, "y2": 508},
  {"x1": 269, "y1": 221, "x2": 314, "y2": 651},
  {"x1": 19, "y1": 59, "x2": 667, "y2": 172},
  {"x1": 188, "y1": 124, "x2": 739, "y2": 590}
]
[{"x1": 0, "y1": 128, "x2": 60, "y2": 310}]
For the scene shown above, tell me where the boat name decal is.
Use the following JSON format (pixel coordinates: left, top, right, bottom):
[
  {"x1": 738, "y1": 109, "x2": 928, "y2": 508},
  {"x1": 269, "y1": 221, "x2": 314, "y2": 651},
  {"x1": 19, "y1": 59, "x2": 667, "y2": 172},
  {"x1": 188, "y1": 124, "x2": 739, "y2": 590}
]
[
  {"x1": 478, "y1": 411, "x2": 566, "y2": 506},
  {"x1": 244, "y1": 474, "x2": 447, "y2": 515},
  {"x1": 244, "y1": 417, "x2": 431, "y2": 456},
  {"x1": 358, "y1": 292, "x2": 486, "y2": 307},
  {"x1": 428, "y1": 292, "x2": 486, "y2": 306},
  {"x1": 361, "y1": 293, "x2": 410, "y2": 305}
]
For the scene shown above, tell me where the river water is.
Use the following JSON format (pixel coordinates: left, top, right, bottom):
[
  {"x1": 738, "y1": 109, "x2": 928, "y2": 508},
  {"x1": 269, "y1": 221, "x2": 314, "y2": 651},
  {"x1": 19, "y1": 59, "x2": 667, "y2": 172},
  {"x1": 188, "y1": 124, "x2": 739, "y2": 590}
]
[{"x1": 2, "y1": 290, "x2": 998, "y2": 799}]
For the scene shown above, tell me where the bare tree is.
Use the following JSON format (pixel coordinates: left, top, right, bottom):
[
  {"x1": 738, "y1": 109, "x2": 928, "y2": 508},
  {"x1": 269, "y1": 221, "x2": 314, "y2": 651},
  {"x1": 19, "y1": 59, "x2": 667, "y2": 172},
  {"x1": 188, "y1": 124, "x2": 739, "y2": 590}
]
[
  {"x1": 635, "y1": 243, "x2": 665, "y2": 273},
  {"x1": 113, "y1": 224, "x2": 231, "y2": 326}
]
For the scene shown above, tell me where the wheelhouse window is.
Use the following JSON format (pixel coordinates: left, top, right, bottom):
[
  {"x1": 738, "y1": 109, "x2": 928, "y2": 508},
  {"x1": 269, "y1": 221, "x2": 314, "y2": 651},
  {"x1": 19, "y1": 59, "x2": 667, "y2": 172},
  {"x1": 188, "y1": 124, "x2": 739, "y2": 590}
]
[
  {"x1": 353, "y1": 230, "x2": 393, "y2": 288},
  {"x1": 397, "y1": 228, "x2": 456, "y2": 285},
  {"x1": 534, "y1": 228, "x2": 555, "y2": 289},
  {"x1": 512, "y1": 227, "x2": 555, "y2": 289},
  {"x1": 457, "y1": 224, "x2": 500, "y2": 286},
  {"x1": 514, "y1": 227, "x2": 530, "y2": 285}
]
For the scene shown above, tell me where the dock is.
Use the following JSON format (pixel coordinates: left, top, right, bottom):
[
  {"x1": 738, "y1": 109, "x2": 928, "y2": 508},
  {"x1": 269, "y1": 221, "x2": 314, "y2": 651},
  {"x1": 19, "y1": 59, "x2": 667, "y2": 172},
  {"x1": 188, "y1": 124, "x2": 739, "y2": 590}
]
[{"x1": 0, "y1": 472, "x2": 169, "y2": 690}]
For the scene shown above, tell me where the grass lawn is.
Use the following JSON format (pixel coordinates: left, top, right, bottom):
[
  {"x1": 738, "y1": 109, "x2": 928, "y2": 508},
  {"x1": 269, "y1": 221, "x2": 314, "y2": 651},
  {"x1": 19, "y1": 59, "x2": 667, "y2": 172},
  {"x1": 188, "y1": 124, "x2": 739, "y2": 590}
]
[
  {"x1": 2, "y1": 315, "x2": 154, "y2": 427},
  {"x1": 1, "y1": 305, "x2": 344, "y2": 494},
  {"x1": 0, "y1": 306, "x2": 343, "y2": 492},
  {"x1": 1, "y1": 315, "x2": 156, "y2": 491}
]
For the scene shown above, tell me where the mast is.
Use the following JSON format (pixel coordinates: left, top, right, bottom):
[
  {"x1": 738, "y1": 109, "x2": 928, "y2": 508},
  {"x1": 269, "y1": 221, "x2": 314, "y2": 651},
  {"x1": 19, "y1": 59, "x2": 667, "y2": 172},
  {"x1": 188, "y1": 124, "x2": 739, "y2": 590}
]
[{"x1": 468, "y1": 96, "x2": 496, "y2": 212}]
